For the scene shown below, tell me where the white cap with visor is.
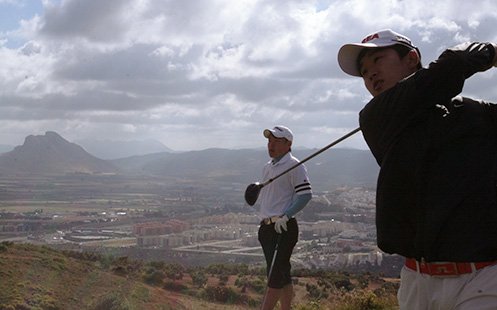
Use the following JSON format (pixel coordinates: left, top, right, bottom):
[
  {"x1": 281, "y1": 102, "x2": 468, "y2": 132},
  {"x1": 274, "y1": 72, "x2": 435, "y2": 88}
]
[
  {"x1": 338, "y1": 29, "x2": 419, "y2": 77},
  {"x1": 263, "y1": 125, "x2": 293, "y2": 142}
]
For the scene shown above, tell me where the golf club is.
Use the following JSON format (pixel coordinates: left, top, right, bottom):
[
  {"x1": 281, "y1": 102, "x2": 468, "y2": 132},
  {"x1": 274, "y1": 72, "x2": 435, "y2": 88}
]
[
  {"x1": 260, "y1": 233, "x2": 283, "y2": 310},
  {"x1": 245, "y1": 127, "x2": 361, "y2": 206}
]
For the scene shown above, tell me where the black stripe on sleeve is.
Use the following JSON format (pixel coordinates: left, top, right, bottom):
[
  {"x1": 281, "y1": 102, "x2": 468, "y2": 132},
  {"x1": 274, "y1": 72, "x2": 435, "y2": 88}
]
[{"x1": 295, "y1": 182, "x2": 311, "y2": 193}]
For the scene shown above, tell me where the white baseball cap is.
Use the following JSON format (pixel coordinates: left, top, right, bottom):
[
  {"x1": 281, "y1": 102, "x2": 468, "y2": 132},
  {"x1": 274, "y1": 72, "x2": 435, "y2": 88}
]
[
  {"x1": 338, "y1": 29, "x2": 419, "y2": 77},
  {"x1": 263, "y1": 125, "x2": 293, "y2": 141}
]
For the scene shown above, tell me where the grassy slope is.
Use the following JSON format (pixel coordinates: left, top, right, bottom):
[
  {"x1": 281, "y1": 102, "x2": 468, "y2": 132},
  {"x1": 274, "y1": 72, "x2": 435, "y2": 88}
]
[
  {"x1": 0, "y1": 243, "x2": 243, "y2": 310},
  {"x1": 0, "y1": 242, "x2": 399, "y2": 310}
]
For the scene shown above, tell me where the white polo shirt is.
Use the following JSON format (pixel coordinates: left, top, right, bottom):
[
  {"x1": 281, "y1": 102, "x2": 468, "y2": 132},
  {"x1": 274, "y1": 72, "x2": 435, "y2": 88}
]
[{"x1": 258, "y1": 152, "x2": 312, "y2": 221}]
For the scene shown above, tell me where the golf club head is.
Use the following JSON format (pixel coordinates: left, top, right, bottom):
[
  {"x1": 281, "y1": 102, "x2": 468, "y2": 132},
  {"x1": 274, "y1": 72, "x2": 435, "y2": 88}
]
[{"x1": 245, "y1": 182, "x2": 263, "y2": 206}]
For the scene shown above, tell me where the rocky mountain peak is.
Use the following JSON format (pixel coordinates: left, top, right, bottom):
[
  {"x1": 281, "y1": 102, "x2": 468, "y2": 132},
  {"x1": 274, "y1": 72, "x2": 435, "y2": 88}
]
[{"x1": 2, "y1": 132, "x2": 119, "y2": 174}]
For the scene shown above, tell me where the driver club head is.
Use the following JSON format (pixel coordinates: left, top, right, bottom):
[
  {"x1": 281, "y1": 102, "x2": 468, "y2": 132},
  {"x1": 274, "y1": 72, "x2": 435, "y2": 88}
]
[{"x1": 244, "y1": 182, "x2": 264, "y2": 206}]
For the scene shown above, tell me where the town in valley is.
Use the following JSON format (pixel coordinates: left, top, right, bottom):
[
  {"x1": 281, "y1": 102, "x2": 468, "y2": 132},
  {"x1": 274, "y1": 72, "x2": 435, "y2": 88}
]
[{"x1": 0, "y1": 172, "x2": 403, "y2": 277}]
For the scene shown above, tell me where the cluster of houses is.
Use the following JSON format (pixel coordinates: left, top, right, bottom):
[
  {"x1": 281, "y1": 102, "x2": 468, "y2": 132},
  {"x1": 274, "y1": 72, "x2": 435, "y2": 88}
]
[{"x1": 131, "y1": 211, "x2": 382, "y2": 268}]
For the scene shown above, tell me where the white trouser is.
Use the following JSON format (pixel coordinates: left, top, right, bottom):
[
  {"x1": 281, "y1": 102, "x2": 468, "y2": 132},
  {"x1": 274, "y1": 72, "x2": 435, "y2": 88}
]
[{"x1": 398, "y1": 264, "x2": 497, "y2": 310}]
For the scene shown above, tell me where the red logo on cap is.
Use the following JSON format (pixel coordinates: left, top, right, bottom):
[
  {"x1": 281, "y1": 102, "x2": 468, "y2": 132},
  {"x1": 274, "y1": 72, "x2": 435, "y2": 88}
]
[{"x1": 362, "y1": 33, "x2": 379, "y2": 43}]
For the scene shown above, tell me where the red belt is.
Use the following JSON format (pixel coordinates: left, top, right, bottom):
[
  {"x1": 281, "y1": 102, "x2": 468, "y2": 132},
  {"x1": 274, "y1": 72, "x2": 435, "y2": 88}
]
[{"x1": 405, "y1": 258, "x2": 497, "y2": 277}]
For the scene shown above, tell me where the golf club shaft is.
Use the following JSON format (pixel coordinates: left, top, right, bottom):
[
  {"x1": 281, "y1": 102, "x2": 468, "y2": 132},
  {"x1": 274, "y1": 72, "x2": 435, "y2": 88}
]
[
  {"x1": 260, "y1": 233, "x2": 283, "y2": 310},
  {"x1": 262, "y1": 127, "x2": 361, "y2": 187}
]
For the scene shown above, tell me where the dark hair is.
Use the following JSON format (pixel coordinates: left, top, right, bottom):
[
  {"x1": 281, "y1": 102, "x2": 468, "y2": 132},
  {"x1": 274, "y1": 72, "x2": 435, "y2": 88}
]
[{"x1": 357, "y1": 45, "x2": 422, "y2": 76}]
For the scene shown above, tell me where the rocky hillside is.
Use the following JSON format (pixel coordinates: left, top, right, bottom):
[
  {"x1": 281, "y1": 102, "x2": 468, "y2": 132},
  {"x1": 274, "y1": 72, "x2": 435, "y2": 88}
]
[{"x1": 0, "y1": 132, "x2": 119, "y2": 174}]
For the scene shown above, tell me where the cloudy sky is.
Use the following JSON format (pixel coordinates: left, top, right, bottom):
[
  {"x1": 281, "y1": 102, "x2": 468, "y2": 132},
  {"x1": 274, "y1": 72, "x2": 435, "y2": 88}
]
[{"x1": 1, "y1": 0, "x2": 497, "y2": 151}]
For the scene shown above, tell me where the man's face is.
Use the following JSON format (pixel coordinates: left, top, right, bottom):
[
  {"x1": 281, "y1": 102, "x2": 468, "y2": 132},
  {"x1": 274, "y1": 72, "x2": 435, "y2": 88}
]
[
  {"x1": 267, "y1": 135, "x2": 291, "y2": 159},
  {"x1": 359, "y1": 48, "x2": 417, "y2": 97}
]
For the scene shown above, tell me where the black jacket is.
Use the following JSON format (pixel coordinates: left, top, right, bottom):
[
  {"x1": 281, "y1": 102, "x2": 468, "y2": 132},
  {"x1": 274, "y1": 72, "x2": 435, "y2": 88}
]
[{"x1": 360, "y1": 42, "x2": 497, "y2": 262}]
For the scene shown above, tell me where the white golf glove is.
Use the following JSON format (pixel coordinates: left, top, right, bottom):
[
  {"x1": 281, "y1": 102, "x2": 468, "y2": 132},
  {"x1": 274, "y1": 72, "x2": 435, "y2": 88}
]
[{"x1": 274, "y1": 214, "x2": 289, "y2": 234}]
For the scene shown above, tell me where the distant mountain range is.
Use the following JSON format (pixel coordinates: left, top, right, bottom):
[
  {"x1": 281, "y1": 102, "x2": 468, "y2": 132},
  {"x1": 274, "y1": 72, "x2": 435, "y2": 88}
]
[
  {"x1": 74, "y1": 138, "x2": 173, "y2": 160},
  {"x1": 0, "y1": 131, "x2": 380, "y2": 190}
]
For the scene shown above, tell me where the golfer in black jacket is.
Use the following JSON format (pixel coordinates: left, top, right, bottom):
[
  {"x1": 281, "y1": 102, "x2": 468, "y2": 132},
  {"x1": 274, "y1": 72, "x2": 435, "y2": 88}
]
[{"x1": 338, "y1": 29, "x2": 497, "y2": 309}]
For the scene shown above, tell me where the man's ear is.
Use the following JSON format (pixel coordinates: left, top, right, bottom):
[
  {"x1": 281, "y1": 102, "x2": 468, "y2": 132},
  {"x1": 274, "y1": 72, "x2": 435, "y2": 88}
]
[
  {"x1": 286, "y1": 140, "x2": 292, "y2": 152},
  {"x1": 407, "y1": 49, "x2": 420, "y2": 69}
]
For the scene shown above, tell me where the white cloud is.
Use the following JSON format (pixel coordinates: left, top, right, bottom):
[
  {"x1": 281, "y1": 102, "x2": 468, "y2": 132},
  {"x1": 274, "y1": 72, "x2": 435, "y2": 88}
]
[{"x1": 0, "y1": 0, "x2": 496, "y2": 151}]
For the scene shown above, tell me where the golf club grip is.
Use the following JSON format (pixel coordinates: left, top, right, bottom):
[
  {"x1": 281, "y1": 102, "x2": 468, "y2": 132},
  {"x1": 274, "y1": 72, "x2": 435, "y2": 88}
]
[{"x1": 263, "y1": 127, "x2": 361, "y2": 187}]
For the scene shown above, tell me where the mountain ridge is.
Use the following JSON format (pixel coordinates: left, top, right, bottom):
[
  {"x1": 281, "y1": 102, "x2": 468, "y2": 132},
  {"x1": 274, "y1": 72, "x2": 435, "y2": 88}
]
[
  {"x1": 110, "y1": 146, "x2": 379, "y2": 190},
  {"x1": 0, "y1": 131, "x2": 119, "y2": 174},
  {"x1": 74, "y1": 137, "x2": 174, "y2": 160},
  {"x1": 0, "y1": 132, "x2": 379, "y2": 190}
]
